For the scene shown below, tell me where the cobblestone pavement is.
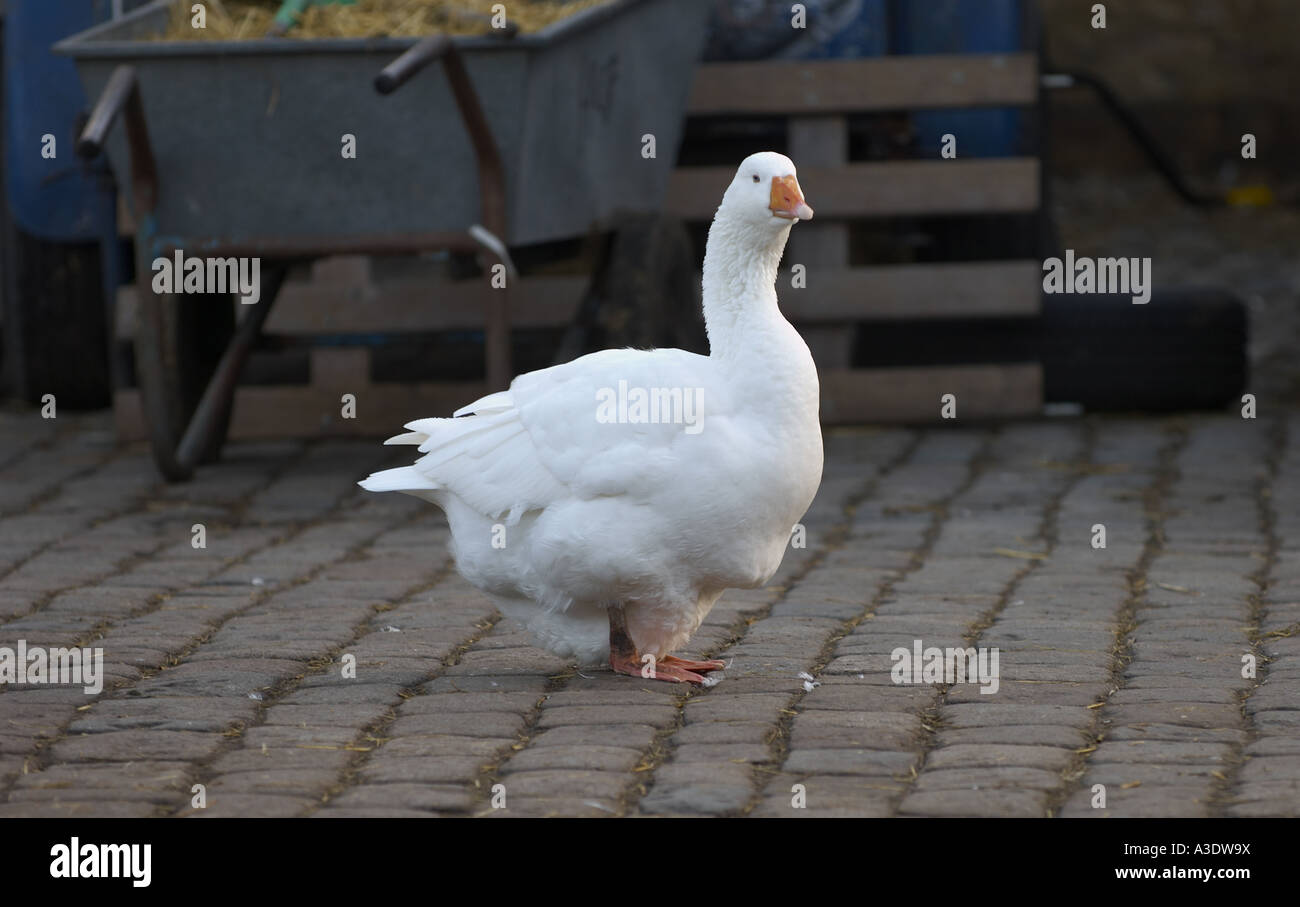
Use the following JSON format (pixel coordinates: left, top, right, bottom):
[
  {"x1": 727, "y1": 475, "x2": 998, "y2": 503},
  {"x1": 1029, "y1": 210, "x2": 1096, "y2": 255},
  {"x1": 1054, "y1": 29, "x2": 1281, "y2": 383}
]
[{"x1": 0, "y1": 409, "x2": 1296, "y2": 818}]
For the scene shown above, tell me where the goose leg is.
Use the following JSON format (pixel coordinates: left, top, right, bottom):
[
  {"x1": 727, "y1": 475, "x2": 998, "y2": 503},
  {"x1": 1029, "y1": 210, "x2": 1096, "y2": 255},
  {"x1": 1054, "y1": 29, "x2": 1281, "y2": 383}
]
[
  {"x1": 607, "y1": 603, "x2": 640, "y2": 675},
  {"x1": 606, "y1": 604, "x2": 709, "y2": 684}
]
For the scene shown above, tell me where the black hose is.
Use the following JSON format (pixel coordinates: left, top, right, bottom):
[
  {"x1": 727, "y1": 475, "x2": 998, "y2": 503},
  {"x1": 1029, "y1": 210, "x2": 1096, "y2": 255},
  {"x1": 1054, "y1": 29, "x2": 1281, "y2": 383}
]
[{"x1": 1042, "y1": 68, "x2": 1224, "y2": 207}]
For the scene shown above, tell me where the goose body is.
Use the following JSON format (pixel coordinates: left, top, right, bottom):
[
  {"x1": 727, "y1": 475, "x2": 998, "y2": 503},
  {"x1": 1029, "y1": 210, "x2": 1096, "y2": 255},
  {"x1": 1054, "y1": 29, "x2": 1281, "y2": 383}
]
[{"x1": 361, "y1": 152, "x2": 823, "y2": 680}]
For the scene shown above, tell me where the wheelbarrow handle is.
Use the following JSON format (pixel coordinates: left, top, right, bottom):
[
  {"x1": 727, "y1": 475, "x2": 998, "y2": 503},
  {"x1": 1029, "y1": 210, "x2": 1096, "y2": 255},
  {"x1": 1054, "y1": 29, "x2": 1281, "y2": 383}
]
[
  {"x1": 375, "y1": 35, "x2": 454, "y2": 95},
  {"x1": 76, "y1": 64, "x2": 159, "y2": 216},
  {"x1": 77, "y1": 64, "x2": 139, "y2": 159}
]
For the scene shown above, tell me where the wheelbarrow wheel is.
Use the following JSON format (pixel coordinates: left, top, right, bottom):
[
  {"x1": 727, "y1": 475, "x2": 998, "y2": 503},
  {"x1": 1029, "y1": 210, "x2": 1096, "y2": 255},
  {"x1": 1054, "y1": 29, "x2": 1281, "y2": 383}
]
[{"x1": 134, "y1": 285, "x2": 236, "y2": 481}]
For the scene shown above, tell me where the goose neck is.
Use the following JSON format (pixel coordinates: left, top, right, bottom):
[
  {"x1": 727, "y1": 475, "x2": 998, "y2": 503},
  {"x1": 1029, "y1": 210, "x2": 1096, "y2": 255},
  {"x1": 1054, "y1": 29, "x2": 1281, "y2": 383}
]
[{"x1": 700, "y1": 214, "x2": 790, "y2": 359}]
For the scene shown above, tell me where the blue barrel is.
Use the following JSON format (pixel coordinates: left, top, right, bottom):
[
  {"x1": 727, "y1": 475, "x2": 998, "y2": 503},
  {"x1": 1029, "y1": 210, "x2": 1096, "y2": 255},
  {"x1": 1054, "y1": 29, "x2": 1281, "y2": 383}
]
[
  {"x1": 2, "y1": 0, "x2": 143, "y2": 407},
  {"x1": 891, "y1": 0, "x2": 1025, "y2": 158},
  {"x1": 704, "y1": 0, "x2": 889, "y2": 61},
  {"x1": 3, "y1": 0, "x2": 123, "y2": 241},
  {"x1": 788, "y1": 0, "x2": 889, "y2": 60}
]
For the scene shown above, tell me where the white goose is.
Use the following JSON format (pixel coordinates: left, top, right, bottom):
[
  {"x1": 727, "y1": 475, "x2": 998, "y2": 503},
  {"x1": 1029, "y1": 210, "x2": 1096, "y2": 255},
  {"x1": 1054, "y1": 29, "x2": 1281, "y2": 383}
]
[{"x1": 360, "y1": 152, "x2": 823, "y2": 683}]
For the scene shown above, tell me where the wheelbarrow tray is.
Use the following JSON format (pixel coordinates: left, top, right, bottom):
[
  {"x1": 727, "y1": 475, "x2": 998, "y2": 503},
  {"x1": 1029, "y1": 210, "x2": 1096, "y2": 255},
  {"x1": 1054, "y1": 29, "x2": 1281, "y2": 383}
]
[{"x1": 55, "y1": 0, "x2": 709, "y2": 248}]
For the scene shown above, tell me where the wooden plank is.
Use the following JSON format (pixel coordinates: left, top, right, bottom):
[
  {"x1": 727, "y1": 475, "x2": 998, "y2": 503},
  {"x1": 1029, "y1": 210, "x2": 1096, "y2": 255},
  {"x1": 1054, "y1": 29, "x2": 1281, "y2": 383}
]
[
  {"x1": 667, "y1": 159, "x2": 1040, "y2": 221},
  {"x1": 115, "y1": 274, "x2": 588, "y2": 338},
  {"x1": 116, "y1": 260, "x2": 1037, "y2": 342},
  {"x1": 310, "y1": 255, "x2": 371, "y2": 289},
  {"x1": 819, "y1": 364, "x2": 1042, "y2": 424},
  {"x1": 271, "y1": 274, "x2": 585, "y2": 334},
  {"x1": 310, "y1": 347, "x2": 370, "y2": 387},
  {"x1": 687, "y1": 54, "x2": 1038, "y2": 116},
  {"x1": 783, "y1": 261, "x2": 1041, "y2": 321},
  {"x1": 115, "y1": 362, "x2": 1043, "y2": 442},
  {"x1": 114, "y1": 382, "x2": 488, "y2": 442}
]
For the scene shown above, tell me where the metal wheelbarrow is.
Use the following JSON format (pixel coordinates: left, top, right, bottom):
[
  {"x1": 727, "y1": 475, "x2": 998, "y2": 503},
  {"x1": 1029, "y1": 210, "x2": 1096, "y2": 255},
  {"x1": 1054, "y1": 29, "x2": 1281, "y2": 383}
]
[{"x1": 56, "y1": 0, "x2": 710, "y2": 480}]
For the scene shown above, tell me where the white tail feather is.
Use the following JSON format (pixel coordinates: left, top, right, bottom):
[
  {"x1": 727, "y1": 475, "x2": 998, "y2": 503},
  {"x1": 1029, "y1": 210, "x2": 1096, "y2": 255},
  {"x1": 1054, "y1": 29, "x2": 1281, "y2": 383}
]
[
  {"x1": 358, "y1": 466, "x2": 439, "y2": 493},
  {"x1": 453, "y1": 389, "x2": 514, "y2": 417},
  {"x1": 384, "y1": 431, "x2": 427, "y2": 446}
]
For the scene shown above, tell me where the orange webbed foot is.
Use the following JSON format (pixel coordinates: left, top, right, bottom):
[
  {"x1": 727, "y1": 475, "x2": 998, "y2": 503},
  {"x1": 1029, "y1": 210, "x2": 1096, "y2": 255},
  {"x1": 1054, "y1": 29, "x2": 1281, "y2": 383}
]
[
  {"x1": 607, "y1": 604, "x2": 725, "y2": 685},
  {"x1": 659, "y1": 654, "x2": 727, "y2": 674}
]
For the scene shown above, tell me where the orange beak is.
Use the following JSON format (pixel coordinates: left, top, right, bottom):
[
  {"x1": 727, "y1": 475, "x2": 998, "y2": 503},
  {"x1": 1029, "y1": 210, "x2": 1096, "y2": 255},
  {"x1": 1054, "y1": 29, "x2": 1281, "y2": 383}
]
[{"x1": 770, "y1": 175, "x2": 814, "y2": 220}]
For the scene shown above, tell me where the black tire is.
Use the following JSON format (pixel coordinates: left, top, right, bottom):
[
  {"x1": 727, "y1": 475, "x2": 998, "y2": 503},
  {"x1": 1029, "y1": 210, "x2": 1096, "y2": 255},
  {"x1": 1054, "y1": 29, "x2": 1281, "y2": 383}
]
[
  {"x1": 1041, "y1": 288, "x2": 1247, "y2": 411},
  {"x1": 555, "y1": 213, "x2": 705, "y2": 362}
]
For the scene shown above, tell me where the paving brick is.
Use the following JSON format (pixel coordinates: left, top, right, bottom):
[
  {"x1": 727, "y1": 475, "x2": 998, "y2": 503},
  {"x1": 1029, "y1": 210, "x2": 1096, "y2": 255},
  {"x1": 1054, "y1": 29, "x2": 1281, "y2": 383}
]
[
  {"x1": 638, "y1": 762, "x2": 753, "y2": 815},
  {"x1": 1088, "y1": 740, "x2": 1235, "y2": 765},
  {"x1": 491, "y1": 797, "x2": 620, "y2": 817},
  {"x1": 899, "y1": 789, "x2": 1045, "y2": 817},
  {"x1": 525, "y1": 725, "x2": 660, "y2": 748},
  {"x1": 189, "y1": 794, "x2": 315, "y2": 818},
  {"x1": 912, "y1": 766, "x2": 1064, "y2": 792},
  {"x1": 388, "y1": 711, "x2": 527, "y2": 738},
  {"x1": 359, "y1": 756, "x2": 485, "y2": 785},
  {"x1": 924, "y1": 744, "x2": 1074, "y2": 772},
  {"x1": 501, "y1": 745, "x2": 643, "y2": 773},
  {"x1": 936, "y1": 725, "x2": 1090, "y2": 748},
  {"x1": 538, "y1": 705, "x2": 679, "y2": 729},
  {"x1": 784, "y1": 748, "x2": 915, "y2": 776},
  {"x1": 495, "y1": 770, "x2": 627, "y2": 800},
  {"x1": 205, "y1": 769, "x2": 339, "y2": 797},
  {"x1": 47, "y1": 729, "x2": 223, "y2": 763},
  {"x1": 324, "y1": 783, "x2": 475, "y2": 813}
]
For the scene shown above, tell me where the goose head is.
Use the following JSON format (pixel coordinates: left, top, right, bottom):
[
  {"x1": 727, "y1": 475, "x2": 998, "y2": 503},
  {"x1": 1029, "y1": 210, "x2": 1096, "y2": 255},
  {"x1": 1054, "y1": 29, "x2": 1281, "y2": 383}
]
[
  {"x1": 718, "y1": 151, "x2": 814, "y2": 231},
  {"x1": 701, "y1": 152, "x2": 815, "y2": 347}
]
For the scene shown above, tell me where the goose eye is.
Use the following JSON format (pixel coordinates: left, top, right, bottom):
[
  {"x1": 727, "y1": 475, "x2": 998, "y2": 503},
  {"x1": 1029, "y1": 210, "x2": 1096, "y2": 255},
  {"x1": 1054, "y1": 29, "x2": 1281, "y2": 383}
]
[{"x1": 751, "y1": 174, "x2": 760, "y2": 183}]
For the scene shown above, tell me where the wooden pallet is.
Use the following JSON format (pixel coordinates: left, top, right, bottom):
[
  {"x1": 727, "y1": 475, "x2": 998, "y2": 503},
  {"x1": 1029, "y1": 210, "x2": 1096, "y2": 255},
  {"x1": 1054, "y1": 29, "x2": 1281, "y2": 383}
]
[
  {"x1": 114, "y1": 52, "x2": 1044, "y2": 441},
  {"x1": 668, "y1": 51, "x2": 1045, "y2": 421},
  {"x1": 112, "y1": 256, "x2": 539, "y2": 442}
]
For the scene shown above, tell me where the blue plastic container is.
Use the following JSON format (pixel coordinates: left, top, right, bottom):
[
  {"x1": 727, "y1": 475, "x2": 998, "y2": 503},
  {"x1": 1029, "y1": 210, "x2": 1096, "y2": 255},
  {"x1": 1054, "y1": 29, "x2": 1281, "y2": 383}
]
[
  {"x1": 704, "y1": 0, "x2": 888, "y2": 62},
  {"x1": 788, "y1": 0, "x2": 889, "y2": 60},
  {"x1": 3, "y1": 0, "x2": 123, "y2": 241},
  {"x1": 891, "y1": 0, "x2": 1025, "y2": 158}
]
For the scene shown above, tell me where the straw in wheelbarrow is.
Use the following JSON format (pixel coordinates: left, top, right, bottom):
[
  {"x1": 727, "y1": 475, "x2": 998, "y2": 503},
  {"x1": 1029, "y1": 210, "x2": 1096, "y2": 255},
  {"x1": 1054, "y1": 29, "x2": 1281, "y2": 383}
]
[{"x1": 160, "y1": 0, "x2": 609, "y2": 39}]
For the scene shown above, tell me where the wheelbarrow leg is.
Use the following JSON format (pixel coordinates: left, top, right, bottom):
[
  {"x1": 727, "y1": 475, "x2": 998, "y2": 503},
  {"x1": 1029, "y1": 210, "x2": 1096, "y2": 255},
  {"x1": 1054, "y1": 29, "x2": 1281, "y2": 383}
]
[{"x1": 174, "y1": 265, "x2": 286, "y2": 470}]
